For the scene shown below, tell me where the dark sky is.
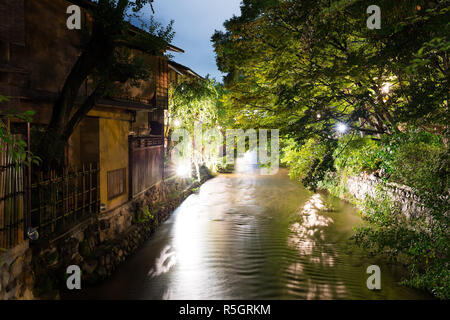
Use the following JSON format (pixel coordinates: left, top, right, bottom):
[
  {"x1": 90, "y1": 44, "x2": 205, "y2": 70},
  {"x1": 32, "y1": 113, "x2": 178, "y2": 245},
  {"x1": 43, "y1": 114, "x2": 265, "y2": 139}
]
[{"x1": 147, "y1": 0, "x2": 242, "y2": 82}]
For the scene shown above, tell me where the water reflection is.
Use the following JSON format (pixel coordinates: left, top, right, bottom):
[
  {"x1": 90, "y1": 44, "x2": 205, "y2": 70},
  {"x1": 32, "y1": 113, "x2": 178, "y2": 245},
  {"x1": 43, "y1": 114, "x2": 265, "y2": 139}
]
[
  {"x1": 67, "y1": 170, "x2": 431, "y2": 300},
  {"x1": 287, "y1": 194, "x2": 342, "y2": 298}
]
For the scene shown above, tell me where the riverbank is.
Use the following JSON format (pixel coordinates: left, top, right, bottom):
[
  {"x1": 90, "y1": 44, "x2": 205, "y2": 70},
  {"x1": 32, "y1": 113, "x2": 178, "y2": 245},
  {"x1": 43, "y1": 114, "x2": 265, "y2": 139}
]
[
  {"x1": 63, "y1": 170, "x2": 430, "y2": 300},
  {"x1": 315, "y1": 171, "x2": 448, "y2": 300},
  {"x1": 0, "y1": 166, "x2": 214, "y2": 300}
]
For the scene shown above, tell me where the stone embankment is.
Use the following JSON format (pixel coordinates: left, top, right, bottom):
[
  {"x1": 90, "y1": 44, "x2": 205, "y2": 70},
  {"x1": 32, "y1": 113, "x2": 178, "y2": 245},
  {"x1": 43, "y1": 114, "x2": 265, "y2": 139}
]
[
  {"x1": 345, "y1": 174, "x2": 427, "y2": 218},
  {"x1": 0, "y1": 167, "x2": 213, "y2": 299}
]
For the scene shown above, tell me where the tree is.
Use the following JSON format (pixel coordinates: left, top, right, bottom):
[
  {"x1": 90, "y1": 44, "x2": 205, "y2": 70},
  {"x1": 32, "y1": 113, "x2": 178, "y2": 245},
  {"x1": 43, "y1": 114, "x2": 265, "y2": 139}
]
[
  {"x1": 212, "y1": 0, "x2": 449, "y2": 143},
  {"x1": 37, "y1": 0, "x2": 174, "y2": 166},
  {"x1": 167, "y1": 78, "x2": 225, "y2": 175},
  {"x1": 168, "y1": 78, "x2": 222, "y2": 133},
  {"x1": 212, "y1": 0, "x2": 450, "y2": 298}
]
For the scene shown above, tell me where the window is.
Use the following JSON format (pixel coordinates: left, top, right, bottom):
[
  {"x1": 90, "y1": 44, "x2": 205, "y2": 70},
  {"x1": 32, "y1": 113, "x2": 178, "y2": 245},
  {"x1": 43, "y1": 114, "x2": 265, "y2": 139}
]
[{"x1": 107, "y1": 168, "x2": 126, "y2": 200}]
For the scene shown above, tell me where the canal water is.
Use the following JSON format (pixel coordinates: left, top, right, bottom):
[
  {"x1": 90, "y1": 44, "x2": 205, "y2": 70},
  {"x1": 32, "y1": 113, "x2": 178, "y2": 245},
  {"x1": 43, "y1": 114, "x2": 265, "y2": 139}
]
[{"x1": 68, "y1": 170, "x2": 430, "y2": 299}]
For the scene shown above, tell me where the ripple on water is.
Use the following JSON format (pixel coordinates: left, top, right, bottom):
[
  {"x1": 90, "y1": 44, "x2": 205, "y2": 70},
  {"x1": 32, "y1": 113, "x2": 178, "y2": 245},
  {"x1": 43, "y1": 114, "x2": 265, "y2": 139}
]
[{"x1": 67, "y1": 170, "x2": 432, "y2": 300}]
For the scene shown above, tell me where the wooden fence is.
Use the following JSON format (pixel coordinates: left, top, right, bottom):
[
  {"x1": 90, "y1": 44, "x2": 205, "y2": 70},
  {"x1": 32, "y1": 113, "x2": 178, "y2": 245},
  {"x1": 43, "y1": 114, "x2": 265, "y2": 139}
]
[
  {"x1": 2, "y1": 131, "x2": 165, "y2": 250},
  {"x1": 0, "y1": 134, "x2": 25, "y2": 249},
  {"x1": 30, "y1": 164, "x2": 100, "y2": 239},
  {"x1": 129, "y1": 135, "x2": 164, "y2": 199},
  {"x1": 1, "y1": 154, "x2": 100, "y2": 250}
]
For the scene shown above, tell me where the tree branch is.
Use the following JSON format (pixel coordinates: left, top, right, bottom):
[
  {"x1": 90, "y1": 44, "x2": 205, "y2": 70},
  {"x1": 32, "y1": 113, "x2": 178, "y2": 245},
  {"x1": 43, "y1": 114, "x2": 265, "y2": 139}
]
[{"x1": 61, "y1": 86, "x2": 105, "y2": 142}]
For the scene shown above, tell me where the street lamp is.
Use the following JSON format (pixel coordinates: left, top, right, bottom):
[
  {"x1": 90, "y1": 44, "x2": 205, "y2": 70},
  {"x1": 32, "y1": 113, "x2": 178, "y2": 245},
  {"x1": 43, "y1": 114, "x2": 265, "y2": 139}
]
[
  {"x1": 337, "y1": 123, "x2": 348, "y2": 134},
  {"x1": 176, "y1": 162, "x2": 191, "y2": 177}
]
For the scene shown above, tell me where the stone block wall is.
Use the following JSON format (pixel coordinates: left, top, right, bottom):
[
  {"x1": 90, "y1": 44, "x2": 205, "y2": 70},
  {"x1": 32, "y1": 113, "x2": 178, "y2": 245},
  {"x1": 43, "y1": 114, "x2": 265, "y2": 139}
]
[
  {"x1": 0, "y1": 240, "x2": 34, "y2": 300},
  {"x1": 345, "y1": 174, "x2": 426, "y2": 218}
]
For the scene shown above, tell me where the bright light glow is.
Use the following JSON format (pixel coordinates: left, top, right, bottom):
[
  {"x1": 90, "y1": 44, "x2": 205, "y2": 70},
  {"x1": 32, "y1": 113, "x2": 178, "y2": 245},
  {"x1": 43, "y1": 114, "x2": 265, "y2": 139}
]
[
  {"x1": 337, "y1": 123, "x2": 348, "y2": 134},
  {"x1": 235, "y1": 150, "x2": 258, "y2": 174},
  {"x1": 176, "y1": 163, "x2": 191, "y2": 177},
  {"x1": 381, "y1": 83, "x2": 391, "y2": 94},
  {"x1": 173, "y1": 119, "x2": 181, "y2": 127}
]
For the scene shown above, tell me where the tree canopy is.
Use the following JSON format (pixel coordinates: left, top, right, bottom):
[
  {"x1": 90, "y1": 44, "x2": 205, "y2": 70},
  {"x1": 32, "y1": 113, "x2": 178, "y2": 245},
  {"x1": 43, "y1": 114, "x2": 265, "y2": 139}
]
[
  {"x1": 212, "y1": 0, "x2": 449, "y2": 142},
  {"x1": 212, "y1": 0, "x2": 449, "y2": 298},
  {"x1": 168, "y1": 78, "x2": 224, "y2": 132}
]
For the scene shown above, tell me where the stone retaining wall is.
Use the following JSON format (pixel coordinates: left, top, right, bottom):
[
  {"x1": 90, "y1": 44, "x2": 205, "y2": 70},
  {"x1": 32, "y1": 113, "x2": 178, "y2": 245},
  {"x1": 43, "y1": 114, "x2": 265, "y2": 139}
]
[
  {"x1": 0, "y1": 241, "x2": 34, "y2": 300},
  {"x1": 345, "y1": 174, "x2": 426, "y2": 218}
]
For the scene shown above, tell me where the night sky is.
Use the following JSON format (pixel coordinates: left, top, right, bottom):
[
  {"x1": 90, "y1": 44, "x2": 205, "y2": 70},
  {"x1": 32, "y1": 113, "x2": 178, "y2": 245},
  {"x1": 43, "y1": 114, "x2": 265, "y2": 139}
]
[{"x1": 147, "y1": 0, "x2": 242, "y2": 82}]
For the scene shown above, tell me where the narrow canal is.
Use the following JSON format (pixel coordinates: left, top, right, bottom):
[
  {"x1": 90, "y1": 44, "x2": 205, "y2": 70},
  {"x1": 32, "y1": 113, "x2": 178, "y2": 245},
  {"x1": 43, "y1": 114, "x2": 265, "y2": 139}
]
[{"x1": 68, "y1": 169, "x2": 430, "y2": 299}]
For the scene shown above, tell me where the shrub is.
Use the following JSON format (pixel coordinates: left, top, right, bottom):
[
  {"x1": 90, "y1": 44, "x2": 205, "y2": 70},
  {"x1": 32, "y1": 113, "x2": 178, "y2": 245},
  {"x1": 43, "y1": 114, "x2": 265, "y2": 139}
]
[
  {"x1": 390, "y1": 142, "x2": 448, "y2": 194},
  {"x1": 353, "y1": 186, "x2": 450, "y2": 299},
  {"x1": 136, "y1": 205, "x2": 154, "y2": 224},
  {"x1": 0, "y1": 102, "x2": 40, "y2": 166},
  {"x1": 333, "y1": 135, "x2": 383, "y2": 176},
  {"x1": 281, "y1": 137, "x2": 327, "y2": 181},
  {"x1": 331, "y1": 130, "x2": 448, "y2": 194}
]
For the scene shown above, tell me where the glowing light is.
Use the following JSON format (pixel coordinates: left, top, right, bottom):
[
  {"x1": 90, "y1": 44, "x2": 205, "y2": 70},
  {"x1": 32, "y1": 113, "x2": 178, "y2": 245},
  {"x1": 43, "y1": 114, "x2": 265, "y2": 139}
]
[
  {"x1": 173, "y1": 119, "x2": 181, "y2": 127},
  {"x1": 337, "y1": 123, "x2": 348, "y2": 134},
  {"x1": 381, "y1": 83, "x2": 391, "y2": 94},
  {"x1": 176, "y1": 163, "x2": 191, "y2": 177},
  {"x1": 235, "y1": 150, "x2": 258, "y2": 173}
]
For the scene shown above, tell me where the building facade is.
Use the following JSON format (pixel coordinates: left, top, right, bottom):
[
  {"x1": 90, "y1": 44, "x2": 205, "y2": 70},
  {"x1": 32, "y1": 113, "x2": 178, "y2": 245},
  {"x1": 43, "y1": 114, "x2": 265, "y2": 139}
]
[{"x1": 0, "y1": 0, "x2": 192, "y2": 248}]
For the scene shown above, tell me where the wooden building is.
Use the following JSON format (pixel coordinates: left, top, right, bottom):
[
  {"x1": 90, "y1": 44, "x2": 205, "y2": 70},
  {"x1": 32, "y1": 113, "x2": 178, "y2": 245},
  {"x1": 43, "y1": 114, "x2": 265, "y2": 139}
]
[
  {"x1": 0, "y1": 0, "x2": 200, "y2": 247},
  {"x1": 168, "y1": 60, "x2": 204, "y2": 84}
]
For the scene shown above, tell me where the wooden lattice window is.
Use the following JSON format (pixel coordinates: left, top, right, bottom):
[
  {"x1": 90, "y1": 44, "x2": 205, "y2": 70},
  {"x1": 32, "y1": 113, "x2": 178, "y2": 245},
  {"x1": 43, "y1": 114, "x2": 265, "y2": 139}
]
[
  {"x1": 156, "y1": 57, "x2": 168, "y2": 109},
  {"x1": 107, "y1": 168, "x2": 126, "y2": 200}
]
